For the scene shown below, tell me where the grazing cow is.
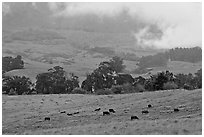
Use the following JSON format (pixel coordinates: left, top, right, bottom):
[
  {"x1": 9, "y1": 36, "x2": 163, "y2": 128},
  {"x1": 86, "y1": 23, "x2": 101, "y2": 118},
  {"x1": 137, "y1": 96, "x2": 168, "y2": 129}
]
[
  {"x1": 174, "y1": 108, "x2": 179, "y2": 112},
  {"x1": 131, "y1": 116, "x2": 139, "y2": 120},
  {"x1": 44, "y1": 117, "x2": 50, "y2": 121},
  {"x1": 95, "y1": 108, "x2": 101, "y2": 111},
  {"x1": 109, "y1": 109, "x2": 115, "y2": 113},
  {"x1": 142, "y1": 110, "x2": 149, "y2": 114},
  {"x1": 67, "y1": 113, "x2": 73, "y2": 116},
  {"x1": 103, "y1": 111, "x2": 110, "y2": 116},
  {"x1": 60, "y1": 111, "x2": 66, "y2": 113},
  {"x1": 73, "y1": 112, "x2": 79, "y2": 114},
  {"x1": 148, "y1": 104, "x2": 152, "y2": 108}
]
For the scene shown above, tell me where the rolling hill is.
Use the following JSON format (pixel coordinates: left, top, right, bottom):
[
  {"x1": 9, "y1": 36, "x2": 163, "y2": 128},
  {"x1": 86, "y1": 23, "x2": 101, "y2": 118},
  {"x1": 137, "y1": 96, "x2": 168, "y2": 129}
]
[{"x1": 2, "y1": 89, "x2": 202, "y2": 134}]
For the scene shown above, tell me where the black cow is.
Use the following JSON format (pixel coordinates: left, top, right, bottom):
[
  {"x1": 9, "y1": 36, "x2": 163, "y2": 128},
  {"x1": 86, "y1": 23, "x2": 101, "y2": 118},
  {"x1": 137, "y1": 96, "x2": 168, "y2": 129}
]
[
  {"x1": 131, "y1": 116, "x2": 139, "y2": 120},
  {"x1": 174, "y1": 108, "x2": 179, "y2": 112},
  {"x1": 44, "y1": 117, "x2": 50, "y2": 121},
  {"x1": 73, "y1": 112, "x2": 80, "y2": 114},
  {"x1": 67, "y1": 113, "x2": 73, "y2": 116},
  {"x1": 60, "y1": 111, "x2": 66, "y2": 113},
  {"x1": 142, "y1": 110, "x2": 149, "y2": 114},
  {"x1": 147, "y1": 104, "x2": 152, "y2": 108},
  {"x1": 109, "y1": 109, "x2": 115, "y2": 113},
  {"x1": 103, "y1": 111, "x2": 110, "y2": 116},
  {"x1": 95, "y1": 108, "x2": 101, "y2": 111}
]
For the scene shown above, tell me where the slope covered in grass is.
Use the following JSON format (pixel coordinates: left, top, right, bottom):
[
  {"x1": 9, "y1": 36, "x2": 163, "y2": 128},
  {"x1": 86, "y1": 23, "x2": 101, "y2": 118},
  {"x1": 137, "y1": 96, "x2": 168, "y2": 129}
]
[{"x1": 2, "y1": 89, "x2": 202, "y2": 135}]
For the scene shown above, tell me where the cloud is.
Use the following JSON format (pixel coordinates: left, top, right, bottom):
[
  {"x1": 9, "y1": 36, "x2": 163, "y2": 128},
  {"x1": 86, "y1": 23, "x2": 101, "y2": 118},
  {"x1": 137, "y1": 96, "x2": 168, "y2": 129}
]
[{"x1": 50, "y1": 2, "x2": 202, "y2": 49}]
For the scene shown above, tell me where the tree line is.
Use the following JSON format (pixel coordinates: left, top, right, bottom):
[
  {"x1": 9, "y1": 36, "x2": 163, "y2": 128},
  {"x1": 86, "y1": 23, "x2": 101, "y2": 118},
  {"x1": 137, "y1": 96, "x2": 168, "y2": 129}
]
[
  {"x1": 2, "y1": 56, "x2": 202, "y2": 95},
  {"x1": 2, "y1": 55, "x2": 24, "y2": 74},
  {"x1": 135, "y1": 47, "x2": 202, "y2": 73}
]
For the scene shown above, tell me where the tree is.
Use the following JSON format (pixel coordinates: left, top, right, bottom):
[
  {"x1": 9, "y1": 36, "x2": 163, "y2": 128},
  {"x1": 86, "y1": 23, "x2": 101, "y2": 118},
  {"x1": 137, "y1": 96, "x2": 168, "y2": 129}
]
[
  {"x1": 2, "y1": 55, "x2": 24, "y2": 73},
  {"x1": 36, "y1": 66, "x2": 79, "y2": 94},
  {"x1": 3, "y1": 76, "x2": 32, "y2": 95},
  {"x1": 109, "y1": 56, "x2": 125, "y2": 73},
  {"x1": 81, "y1": 61, "x2": 116, "y2": 93},
  {"x1": 194, "y1": 68, "x2": 202, "y2": 88}
]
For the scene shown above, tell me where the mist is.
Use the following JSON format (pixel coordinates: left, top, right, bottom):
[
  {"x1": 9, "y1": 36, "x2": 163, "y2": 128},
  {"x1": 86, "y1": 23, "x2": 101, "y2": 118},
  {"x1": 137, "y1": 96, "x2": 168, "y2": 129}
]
[{"x1": 49, "y1": 2, "x2": 202, "y2": 49}]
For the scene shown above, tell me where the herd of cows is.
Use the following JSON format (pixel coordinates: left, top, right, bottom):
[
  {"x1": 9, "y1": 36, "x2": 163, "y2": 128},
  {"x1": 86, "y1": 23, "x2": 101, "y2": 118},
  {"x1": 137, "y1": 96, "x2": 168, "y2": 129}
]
[{"x1": 43, "y1": 103, "x2": 181, "y2": 122}]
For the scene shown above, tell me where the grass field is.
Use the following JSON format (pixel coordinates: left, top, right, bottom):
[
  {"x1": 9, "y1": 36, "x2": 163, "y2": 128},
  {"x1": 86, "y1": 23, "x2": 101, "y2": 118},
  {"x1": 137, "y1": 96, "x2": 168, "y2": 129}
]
[{"x1": 2, "y1": 89, "x2": 202, "y2": 135}]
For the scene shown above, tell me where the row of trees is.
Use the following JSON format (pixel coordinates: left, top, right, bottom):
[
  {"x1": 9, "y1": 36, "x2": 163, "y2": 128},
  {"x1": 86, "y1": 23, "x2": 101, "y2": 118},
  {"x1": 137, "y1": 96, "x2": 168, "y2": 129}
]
[
  {"x1": 167, "y1": 47, "x2": 202, "y2": 63},
  {"x1": 2, "y1": 56, "x2": 202, "y2": 95},
  {"x1": 135, "y1": 47, "x2": 202, "y2": 73},
  {"x1": 36, "y1": 66, "x2": 79, "y2": 94},
  {"x1": 2, "y1": 55, "x2": 24, "y2": 74}
]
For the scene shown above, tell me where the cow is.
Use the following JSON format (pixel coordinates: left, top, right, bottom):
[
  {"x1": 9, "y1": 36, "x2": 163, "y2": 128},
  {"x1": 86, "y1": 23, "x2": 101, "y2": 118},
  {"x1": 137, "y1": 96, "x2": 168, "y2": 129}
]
[
  {"x1": 103, "y1": 111, "x2": 110, "y2": 116},
  {"x1": 73, "y1": 112, "x2": 80, "y2": 114},
  {"x1": 174, "y1": 108, "x2": 179, "y2": 112},
  {"x1": 142, "y1": 110, "x2": 149, "y2": 114},
  {"x1": 44, "y1": 117, "x2": 50, "y2": 121},
  {"x1": 147, "y1": 104, "x2": 152, "y2": 108},
  {"x1": 60, "y1": 111, "x2": 66, "y2": 113},
  {"x1": 131, "y1": 116, "x2": 139, "y2": 120},
  {"x1": 67, "y1": 113, "x2": 73, "y2": 116},
  {"x1": 95, "y1": 108, "x2": 101, "y2": 111},
  {"x1": 109, "y1": 109, "x2": 115, "y2": 113}
]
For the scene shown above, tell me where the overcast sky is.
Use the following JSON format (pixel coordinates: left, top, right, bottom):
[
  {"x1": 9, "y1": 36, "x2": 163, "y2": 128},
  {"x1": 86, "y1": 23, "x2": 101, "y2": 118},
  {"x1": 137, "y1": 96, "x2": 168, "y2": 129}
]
[{"x1": 49, "y1": 2, "x2": 202, "y2": 48}]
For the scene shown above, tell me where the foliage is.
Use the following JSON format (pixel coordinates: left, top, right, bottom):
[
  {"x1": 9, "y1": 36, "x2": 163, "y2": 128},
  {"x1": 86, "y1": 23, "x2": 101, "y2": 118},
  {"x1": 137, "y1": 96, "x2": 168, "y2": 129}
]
[
  {"x1": 71, "y1": 88, "x2": 87, "y2": 94},
  {"x1": 111, "y1": 85, "x2": 123, "y2": 94},
  {"x1": 35, "y1": 66, "x2": 79, "y2": 94},
  {"x1": 194, "y1": 68, "x2": 202, "y2": 88},
  {"x1": 81, "y1": 61, "x2": 116, "y2": 93},
  {"x1": 3, "y1": 75, "x2": 32, "y2": 95},
  {"x1": 144, "y1": 71, "x2": 173, "y2": 91},
  {"x1": 167, "y1": 47, "x2": 202, "y2": 63},
  {"x1": 135, "y1": 47, "x2": 202, "y2": 74},
  {"x1": 81, "y1": 58, "x2": 132, "y2": 93},
  {"x1": 163, "y1": 82, "x2": 178, "y2": 90},
  {"x1": 134, "y1": 84, "x2": 145, "y2": 92},
  {"x1": 137, "y1": 53, "x2": 168, "y2": 69},
  {"x1": 109, "y1": 56, "x2": 126, "y2": 73},
  {"x1": 2, "y1": 55, "x2": 24, "y2": 73},
  {"x1": 174, "y1": 69, "x2": 202, "y2": 90},
  {"x1": 95, "y1": 89, "x2": 113, "y2": 95}
]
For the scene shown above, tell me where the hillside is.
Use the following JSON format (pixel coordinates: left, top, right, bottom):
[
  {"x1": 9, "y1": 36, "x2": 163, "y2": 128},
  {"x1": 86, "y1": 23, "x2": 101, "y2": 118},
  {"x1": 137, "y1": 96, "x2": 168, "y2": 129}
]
[{"x1": 2, "y1": 89, "x2": 202, "y2": 135}]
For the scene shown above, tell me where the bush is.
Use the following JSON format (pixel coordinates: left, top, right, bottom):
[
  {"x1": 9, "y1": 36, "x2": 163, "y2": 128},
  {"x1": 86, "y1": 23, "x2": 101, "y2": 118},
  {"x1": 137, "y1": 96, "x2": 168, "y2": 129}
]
[
  {"x1": 3, "y1": 76, "x2": 32, "y2": 95},
  {"x1": 95, "y1": 89, "x2": 113, "y2": 95},
  {"x1": 134, "y1": 84, "x2": 145, "y2": 92},
  {"x1": 111, "y1": 85, "x2": 123, "y2": 94},
  {"x1": 71, "y1": 88, "x2": 87, "y2": 94},
  {"x1": 121, "y1": 83, "x2": 135, "y2": 93},
  {"x1": 8, "y1": 88, "x2": 17, "y2": 95},
  {"x1": 111, "y1": 83, "x2": 145, "y2": 94},
  {"x1": 183, "y1": 84, "x2": 194, "y2": 90},
  {"x1": 163, "y1": 82, "x2": 178, "y2": 90}
]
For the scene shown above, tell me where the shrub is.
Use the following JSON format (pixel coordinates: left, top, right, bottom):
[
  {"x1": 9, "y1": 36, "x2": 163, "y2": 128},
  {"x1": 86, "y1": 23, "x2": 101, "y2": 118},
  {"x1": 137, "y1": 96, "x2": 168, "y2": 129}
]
[
  {"x1": 121, "y1": 83, "x2": 136, "y2": 93},
  {"x1": 111, "y1": 83, "x2": 144, "y2": 94},
  {"x1": 3, "y1": 76, "x2": 32, "y2": 95},
  {"x1": 8, "y1": 88, "x2": 17, "y2": 95},
  {"x1": 111, "y1": 85, "x2": 123, "y2": 94},
  {"x1": 71, "y1": 88, "x2": 87, "y2": 94},
  {"x1": 134, "y1": 84, "x2": 145, "y2": 92},
  {"x1": 163, "y1": 82, "x2": 178, "y2": 90},
  {"x1": 183, "y1": 84, "x2": 194, "y2": 90},
  {"x1": 95, "y1": 89, "x2": 113, "y2": 95}
]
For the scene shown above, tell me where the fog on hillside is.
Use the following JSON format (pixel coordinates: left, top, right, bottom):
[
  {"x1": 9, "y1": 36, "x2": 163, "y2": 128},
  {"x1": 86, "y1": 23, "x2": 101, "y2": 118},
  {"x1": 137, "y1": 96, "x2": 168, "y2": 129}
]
[{"x1": 2, "y1": 2, "x2": 202, "y2": 135}]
